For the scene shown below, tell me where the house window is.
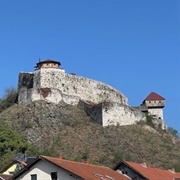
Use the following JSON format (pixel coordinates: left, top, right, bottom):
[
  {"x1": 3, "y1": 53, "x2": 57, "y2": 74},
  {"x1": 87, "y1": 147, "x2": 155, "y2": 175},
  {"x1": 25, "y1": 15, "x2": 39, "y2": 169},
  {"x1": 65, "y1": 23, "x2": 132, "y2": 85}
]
[
  {"x1": 149, "y1": 101, "x2": 151, "y2": 103},
  {"x1": 51, "y1": 172, "x2": 57, "y2": 180},
  {"x1": 31, "y1": 174, "x2": 37, "y2": 180}
]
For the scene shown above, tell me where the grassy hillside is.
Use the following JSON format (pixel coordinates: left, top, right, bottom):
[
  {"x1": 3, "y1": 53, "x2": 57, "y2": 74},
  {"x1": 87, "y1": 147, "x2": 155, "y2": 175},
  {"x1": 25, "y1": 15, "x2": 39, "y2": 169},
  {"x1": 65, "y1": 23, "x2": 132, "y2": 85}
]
[{"x1": 0, "y1": 100, "x2": 180, "y2": 172}]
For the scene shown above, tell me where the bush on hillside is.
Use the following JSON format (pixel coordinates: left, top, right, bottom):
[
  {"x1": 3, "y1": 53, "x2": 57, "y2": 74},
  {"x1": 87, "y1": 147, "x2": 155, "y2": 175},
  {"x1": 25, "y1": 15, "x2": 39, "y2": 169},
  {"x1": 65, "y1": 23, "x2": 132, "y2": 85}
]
[
  {"x1": 0, "y1": 87, "x2": 17, "y2": 113},
  {"x1": 0, "y1": 123, "x2": 28, "y2": 169},
  {"x1": 168, "y1": 127, "x2": 179, "y2": 139}
]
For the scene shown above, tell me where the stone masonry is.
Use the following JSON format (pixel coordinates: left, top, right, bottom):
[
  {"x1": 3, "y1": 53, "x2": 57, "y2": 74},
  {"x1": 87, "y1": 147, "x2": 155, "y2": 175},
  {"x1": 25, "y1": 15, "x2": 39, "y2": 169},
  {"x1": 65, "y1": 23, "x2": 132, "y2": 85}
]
[{"x1": 18, "y1": 60, "x2": 165, "y2": 128}]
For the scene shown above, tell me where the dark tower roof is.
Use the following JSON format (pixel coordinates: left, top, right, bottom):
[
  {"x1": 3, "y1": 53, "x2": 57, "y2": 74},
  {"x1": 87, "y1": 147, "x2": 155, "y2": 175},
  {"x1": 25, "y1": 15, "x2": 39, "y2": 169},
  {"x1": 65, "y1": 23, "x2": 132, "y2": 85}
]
[
  {"x1": 34, "y1": 59, "x2": 61, "y2": 70},
  {"x1": 36, "y1": 59, "x2": 61, "y2": 66}
]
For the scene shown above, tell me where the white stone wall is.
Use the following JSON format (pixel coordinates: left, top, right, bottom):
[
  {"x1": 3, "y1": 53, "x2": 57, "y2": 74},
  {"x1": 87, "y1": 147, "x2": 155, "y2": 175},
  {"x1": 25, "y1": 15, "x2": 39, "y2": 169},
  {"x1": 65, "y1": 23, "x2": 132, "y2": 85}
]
[
  {"x1": 18, "y1": 68, "x2": 166, "y2": 128},
  {"x1": 17, "y1": 68, "x2": 147, "y2": 127},
  {"x1": 18, "y1": 88, "x2": 33, "y2": 104},
  {"x1": 31, "y1": 68, "x2": 128, "y2": 105},
  {"x1": 16, "y1": 160, "x2": 80, "y2": 180},
  {"x1": 148, "y1": 108, "x2": 163, "y2": 120},
  {"x1": 147, "y1": 108, "x2": 167, "y2": 129},
  {"x1": 102, "y1": 102, "x2": 146, "y2": 126}
]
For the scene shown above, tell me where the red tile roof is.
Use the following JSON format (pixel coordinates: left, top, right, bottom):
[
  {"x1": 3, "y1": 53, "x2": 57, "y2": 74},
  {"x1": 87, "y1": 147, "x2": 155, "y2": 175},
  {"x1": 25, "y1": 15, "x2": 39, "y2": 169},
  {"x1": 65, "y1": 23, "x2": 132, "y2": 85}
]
[
  {"x1": 144, "y1": 92, "x2": 165, "y2": 101},
  {"x1": 43, "y1": 156, "x2": 129, "y2": 180},
  {"x1": 13, "y1": 156, "x2": 129, "y2": 180},
  {"x1": 124, "y1": 161, "x2": 180, "y2": 180}
]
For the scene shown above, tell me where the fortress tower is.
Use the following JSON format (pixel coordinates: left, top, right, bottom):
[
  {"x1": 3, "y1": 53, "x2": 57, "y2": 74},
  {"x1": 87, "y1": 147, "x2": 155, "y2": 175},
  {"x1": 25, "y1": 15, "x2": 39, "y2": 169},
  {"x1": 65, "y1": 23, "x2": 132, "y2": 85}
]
[
  {"x1": 141, "y1": 92, "x2": 165, "y2": 120},
  {"x1": 34, "y1": 59, "x2": 61, "y2": 70}
]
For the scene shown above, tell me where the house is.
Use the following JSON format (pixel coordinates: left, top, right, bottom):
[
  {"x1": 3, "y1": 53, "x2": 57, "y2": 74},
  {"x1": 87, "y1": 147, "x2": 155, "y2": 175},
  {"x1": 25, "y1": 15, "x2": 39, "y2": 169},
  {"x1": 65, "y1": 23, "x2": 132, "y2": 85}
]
[
  {"x1": 113, "y1": 160, "x2": 180, "y2": 180},
  {"x1": 141, "y1": 92, "x2": 165, "y2": 120},
  {"x1": 0, "y1": 154, "x2": 36, "y2": 176},
  {"x1": 1, "y1": 160, "x2": 27, "y2": 176},
  {"x1": 12, "y1": 155, "x2": 129, "y2": 180}
]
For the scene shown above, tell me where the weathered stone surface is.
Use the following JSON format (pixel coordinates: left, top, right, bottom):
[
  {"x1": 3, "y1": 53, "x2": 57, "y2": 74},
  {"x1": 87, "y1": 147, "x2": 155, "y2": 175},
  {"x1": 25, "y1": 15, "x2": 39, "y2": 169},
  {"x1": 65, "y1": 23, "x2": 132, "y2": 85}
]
[
  {"x1": 17, "y1": 68, "x2": 166, "y2": 128},
  {"x1": 18, "y1": 68, "x2": 127, "y2": 105},
  {"x1": 18, "y1": 72, "x2": 34, "y2": 90}
]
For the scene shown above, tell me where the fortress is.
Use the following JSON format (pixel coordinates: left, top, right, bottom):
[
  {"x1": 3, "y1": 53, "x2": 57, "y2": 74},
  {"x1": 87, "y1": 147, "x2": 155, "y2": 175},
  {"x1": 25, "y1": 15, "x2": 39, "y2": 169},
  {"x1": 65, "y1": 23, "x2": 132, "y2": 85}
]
[{"x1": 18, "y1": 59, "x2": 166, "y2": 129}]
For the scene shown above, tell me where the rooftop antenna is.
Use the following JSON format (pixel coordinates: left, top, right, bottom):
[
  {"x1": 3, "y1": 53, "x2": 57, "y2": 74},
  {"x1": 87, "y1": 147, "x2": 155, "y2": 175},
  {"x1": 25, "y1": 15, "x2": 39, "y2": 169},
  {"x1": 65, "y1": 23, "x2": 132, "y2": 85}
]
[{"x1": 39, "y1": 57, "x2": 41, "y2": 62}]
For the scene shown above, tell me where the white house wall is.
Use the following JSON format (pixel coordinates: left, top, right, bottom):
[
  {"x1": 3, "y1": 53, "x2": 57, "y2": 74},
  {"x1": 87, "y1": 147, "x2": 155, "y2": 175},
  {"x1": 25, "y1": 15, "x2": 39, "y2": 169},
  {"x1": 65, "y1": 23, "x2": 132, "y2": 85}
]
[{"x1": 16, "y1": 160, "x2": 81, "y2": 180}]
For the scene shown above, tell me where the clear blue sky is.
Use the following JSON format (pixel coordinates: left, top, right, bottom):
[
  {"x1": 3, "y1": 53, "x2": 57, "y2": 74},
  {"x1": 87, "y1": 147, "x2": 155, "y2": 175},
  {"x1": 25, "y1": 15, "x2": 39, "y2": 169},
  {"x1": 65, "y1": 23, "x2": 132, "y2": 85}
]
[{"x1": 0, "y1": 1, "x2": 179, "y2": 132}]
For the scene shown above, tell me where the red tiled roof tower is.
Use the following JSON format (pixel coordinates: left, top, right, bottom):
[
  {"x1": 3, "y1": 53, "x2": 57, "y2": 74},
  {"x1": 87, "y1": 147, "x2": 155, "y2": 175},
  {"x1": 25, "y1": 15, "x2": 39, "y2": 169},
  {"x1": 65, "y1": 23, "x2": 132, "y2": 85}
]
[{"x1": 144, "y1": 92, "x2": 165, "y2": 101}]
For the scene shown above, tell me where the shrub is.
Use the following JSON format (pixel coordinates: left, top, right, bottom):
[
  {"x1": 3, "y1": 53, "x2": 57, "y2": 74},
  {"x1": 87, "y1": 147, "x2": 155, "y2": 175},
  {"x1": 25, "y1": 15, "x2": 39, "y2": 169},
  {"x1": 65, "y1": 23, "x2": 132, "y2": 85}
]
[
  {"x1": 0, "y1": 87, "x2": 17, "y2": 113},
  {"x1": 168, "y1": 127, "x2": 179, "y2": 139}
]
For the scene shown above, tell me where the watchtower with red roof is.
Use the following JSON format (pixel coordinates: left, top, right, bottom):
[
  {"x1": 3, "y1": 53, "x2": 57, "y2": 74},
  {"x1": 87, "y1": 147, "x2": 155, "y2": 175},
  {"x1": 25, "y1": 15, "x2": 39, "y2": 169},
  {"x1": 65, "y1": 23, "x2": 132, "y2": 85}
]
[
  {"x1": 35, "y1": 59, "x2": 61, "y2": 70},
  {"x1": 141, "y1": 92, "x2": 165, "y2": 120}
]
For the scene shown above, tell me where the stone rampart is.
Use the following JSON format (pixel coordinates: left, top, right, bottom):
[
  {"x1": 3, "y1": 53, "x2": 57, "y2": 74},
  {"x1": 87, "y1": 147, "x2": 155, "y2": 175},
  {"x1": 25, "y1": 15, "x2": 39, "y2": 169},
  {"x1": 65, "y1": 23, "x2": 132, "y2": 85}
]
[
  {"x1": 18, "y1": 68, "x2": 128, "y2": 106},
  {"x1": 79, "y1": 101, "x2": 146, "y2": 126},
  {"x1": 18, "y1": 68, "x2": 167, "y2": 128},
  {"x1": 102, "y1": 102, "x2": 146, "y2": 126}
]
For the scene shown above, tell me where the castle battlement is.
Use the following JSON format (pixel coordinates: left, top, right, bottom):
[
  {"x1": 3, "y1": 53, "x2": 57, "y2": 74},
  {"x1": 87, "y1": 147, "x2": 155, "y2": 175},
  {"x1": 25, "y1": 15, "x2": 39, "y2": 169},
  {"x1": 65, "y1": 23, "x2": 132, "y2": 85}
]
[
  {"x1": 18, "y1": 60, "x2": 128, "y2": 106},
  {"x1": 17, "y1": 59, "x2": 166, "y2": 129}
]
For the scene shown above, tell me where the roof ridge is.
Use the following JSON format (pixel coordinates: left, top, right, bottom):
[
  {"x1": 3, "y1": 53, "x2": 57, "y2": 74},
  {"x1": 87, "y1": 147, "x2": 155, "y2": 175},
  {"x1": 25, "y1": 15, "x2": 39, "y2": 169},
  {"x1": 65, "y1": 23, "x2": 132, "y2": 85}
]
[
  {"x1": 42, "y1": 155, "x2": 111, "y2": 169},
  {"x1": 124, "y1": 160, "x2": 180, "y2": 179}
]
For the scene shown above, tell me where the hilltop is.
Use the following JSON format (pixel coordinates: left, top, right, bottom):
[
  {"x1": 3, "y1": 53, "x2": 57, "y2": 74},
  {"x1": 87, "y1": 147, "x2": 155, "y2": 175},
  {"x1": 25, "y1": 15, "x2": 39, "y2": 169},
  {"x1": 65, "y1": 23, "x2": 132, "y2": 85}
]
[
  {"x1": 17, "y1": 60, "x2": 166, "y2": 128},
  {"x1": 0, "y1": 100, "x2": 180, "y2": 171}
]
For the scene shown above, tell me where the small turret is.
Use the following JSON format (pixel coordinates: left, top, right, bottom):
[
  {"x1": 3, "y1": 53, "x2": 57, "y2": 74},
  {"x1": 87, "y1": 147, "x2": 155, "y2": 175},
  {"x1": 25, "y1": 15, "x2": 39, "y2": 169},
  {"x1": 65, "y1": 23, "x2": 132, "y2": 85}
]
[
  {"x1": 142, "y1": 92, "x2": 165, "y2": 108},
  {"x1": 141, "y1": 92, "x2": 165, "y2": 119},
  {"x1": 34, "y1": 59, "x2": 61, "y2": 70}
]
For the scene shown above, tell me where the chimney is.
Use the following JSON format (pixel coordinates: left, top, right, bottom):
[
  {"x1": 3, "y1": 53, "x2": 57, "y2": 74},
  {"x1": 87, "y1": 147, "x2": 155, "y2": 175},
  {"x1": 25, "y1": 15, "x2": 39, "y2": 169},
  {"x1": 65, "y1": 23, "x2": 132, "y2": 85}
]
[
  {"x1": 169, "y1": 168, "x2": 175, "y2": 174},
  {"x1": 140, "y1": 162, "x2": 147, "y2": 168},
  {"x1": 57, "y1": 154, "x2": 63, "y2": 159}
]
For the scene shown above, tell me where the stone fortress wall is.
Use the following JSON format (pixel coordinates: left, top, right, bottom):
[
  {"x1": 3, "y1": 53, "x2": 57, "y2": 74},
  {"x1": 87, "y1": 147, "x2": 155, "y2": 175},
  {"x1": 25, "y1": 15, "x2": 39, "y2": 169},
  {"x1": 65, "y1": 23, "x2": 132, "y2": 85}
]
[
  {"x1": 18, "y1": 62, "x2": 165, "y2": 128},
  {"x1": 148, "y1": 108, "x2": 164, "y2": 120},
  {"x1": 18, "y1": 68, "x2": 128, "y2": 106},
  {"x1": 102, "y1": 103, "x2": 145, "y2": 126}
]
